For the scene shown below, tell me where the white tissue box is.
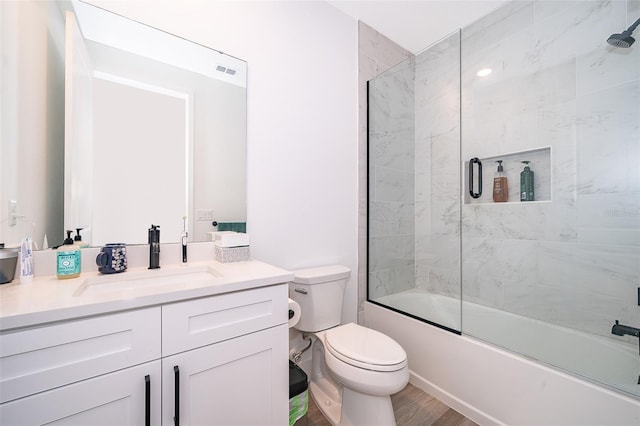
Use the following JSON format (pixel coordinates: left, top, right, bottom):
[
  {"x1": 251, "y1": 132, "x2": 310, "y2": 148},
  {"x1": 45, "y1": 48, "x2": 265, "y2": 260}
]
[
  {"x1": 215, "y1": 245, "x2": 250, "y2": 263},
  {"x1": 214, "y1": 232, "x2": 250, "y2": 248}
]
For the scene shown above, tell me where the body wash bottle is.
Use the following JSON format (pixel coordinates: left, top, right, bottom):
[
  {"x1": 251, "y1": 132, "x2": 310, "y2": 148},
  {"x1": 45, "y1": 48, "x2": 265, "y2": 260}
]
[
  {"x1": 520, "y1": 161, "x2": 534, "y2": 201},
  {"x1": 492, "y1": 160, "x2": 508, "y2": 202},
  {"x1": 57, "y1": 230, "x2": 81, "y2": 279}
]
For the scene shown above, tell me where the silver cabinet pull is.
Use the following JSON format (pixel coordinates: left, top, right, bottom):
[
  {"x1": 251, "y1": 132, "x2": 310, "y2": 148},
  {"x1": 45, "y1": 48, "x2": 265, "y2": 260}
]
[{"x1": 294, "y1": 288, "x2": 308, "y2": 295}]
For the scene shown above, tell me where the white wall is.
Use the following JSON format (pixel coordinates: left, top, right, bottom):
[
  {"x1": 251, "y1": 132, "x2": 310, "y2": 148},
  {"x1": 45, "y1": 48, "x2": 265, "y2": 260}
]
[{"x1": 87, "y1": 0, "x2": 360, "y2": 322}]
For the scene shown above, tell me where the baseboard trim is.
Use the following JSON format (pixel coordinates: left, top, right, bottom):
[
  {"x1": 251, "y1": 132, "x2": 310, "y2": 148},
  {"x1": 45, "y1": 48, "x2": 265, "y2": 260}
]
[{"x1": 408, "y1": 370, "x2": 504, "y2": 426}]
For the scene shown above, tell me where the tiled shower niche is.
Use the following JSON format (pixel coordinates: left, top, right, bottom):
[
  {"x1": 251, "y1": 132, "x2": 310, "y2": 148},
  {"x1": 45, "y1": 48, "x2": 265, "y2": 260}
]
[{"x1": 464, "y1": 147, "x2": 551, "y2": 204}]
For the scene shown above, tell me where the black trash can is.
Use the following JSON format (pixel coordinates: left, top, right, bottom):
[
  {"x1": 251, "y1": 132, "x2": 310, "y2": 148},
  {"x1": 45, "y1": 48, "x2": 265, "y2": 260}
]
[{"x1": 289, "y1": 361, "x2": 308, "y2": 426}]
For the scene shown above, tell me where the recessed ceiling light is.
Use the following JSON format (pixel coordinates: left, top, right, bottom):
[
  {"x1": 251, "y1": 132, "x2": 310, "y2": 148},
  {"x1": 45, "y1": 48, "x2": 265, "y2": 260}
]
[{"x1": 476, "y1": 68, "x2": 492, "y2": 77}]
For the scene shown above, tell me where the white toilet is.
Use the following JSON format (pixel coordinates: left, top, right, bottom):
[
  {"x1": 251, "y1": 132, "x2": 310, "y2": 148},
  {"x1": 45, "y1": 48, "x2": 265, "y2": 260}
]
[{"x1": 289, "y1": 265, "x2": 409, "y2": 426}]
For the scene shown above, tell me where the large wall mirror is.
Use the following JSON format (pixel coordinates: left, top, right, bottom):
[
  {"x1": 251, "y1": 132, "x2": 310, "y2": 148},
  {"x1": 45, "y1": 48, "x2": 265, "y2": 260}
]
[{"x1": 0, "y1": 0, "x2": 247, "y2": 249}]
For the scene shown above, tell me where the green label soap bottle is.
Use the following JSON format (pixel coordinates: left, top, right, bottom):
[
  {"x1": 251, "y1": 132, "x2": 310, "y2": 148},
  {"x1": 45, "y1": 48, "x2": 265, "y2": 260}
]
[
  {"x1": 520, "y1": 161, "x2": 534, "y2": 201},
  {"x1": 57, "y1": 230, "x2": 81, "y2": 279}
]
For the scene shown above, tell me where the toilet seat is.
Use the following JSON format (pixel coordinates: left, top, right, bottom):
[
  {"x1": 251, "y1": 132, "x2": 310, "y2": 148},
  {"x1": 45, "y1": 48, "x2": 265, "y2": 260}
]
[{"x1": 325, "y1": 323, "x2": 407, "y2": 372}]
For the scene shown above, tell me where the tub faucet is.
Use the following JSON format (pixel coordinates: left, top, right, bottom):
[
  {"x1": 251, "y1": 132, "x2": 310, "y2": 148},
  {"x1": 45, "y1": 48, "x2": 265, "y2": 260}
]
[
  {"x1": 148, "y1": 224, "x2": 160, "y2": 269},
  {"x1": 612, "y1": 320, "x2": 640, "y2": 355},
  {"x1": 611, "y1": 320, "x2": 640, "y2": 338}
]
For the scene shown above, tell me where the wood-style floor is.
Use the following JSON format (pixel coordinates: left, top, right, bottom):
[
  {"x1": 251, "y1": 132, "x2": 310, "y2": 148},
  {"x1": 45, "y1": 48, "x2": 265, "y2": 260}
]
[{"x1": 305, "y1": 383, "x2": 477, "y2": 426}]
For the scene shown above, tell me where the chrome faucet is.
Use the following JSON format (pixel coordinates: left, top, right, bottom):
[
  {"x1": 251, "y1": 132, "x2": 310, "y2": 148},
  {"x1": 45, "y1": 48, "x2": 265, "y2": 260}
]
[{"x1": 148, "y1": 224, "x2": 160, "y2": 269}]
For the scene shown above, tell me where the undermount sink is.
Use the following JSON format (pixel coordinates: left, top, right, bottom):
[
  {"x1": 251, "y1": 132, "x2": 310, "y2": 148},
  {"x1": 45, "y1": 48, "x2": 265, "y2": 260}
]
[{"x1": 73, "y1": 265, "x2": 223, "y2": 297}]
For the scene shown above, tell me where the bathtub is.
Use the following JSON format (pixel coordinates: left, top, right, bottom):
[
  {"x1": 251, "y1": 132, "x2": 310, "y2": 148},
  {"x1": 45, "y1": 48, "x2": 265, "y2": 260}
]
[{"x1": 367, "y1": 290, "x2": 640, "y2": 426}]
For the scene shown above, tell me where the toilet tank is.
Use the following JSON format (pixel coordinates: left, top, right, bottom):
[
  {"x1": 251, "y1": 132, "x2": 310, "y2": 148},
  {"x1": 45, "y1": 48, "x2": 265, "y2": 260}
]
[{"x1": 289, "y1": 265, "x2": 350, "y2": 332}]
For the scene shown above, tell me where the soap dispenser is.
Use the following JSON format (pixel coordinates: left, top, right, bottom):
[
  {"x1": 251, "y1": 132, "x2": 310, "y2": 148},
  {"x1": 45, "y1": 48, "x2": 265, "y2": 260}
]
[
  {"x1": 57, "y1": 230, "x2": 81, "y2": 279},
  {"x1": 73, "y1": 227, "x2": 89, "y2": 248},
  {"x1": 520, "y1": 161, "x2": 534, "y2": 201},
  {"x1": 148, "y1": 224, "x2": 161, "y2": 269},
  {"x1": 492, "y1": 160, "x2": 508, "y2": 202}
]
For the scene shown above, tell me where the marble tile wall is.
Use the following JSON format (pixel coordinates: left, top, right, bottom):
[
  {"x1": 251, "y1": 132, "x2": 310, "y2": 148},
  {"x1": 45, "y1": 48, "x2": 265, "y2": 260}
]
[
  {"x1": 358, "y1": 22, "x2": 412, "y2": 323},
  {"x1": 414, "y1": 32, "x2": 462, "y2": 305},
  {"x1": 368, "y1": 56, "x2": 416, "y2": 301},
  {"x1": 460, "y1": 0, "x2": 640, "y2": 342}
]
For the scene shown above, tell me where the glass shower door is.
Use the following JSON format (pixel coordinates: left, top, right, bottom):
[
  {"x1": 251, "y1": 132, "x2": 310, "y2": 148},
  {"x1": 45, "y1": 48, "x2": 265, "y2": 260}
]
[
  {"x1": 459, "y1": 0, "x2": 640, "y2": 397},
  {"x1": 368, "y1": 31, "x2": 462, "y2": 333}
]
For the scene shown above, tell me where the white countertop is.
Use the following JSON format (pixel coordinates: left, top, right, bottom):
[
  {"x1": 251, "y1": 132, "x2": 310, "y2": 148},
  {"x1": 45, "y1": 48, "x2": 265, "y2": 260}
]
[{"x1": 0, "y1": 259, "x2": 293, "y2": 331}]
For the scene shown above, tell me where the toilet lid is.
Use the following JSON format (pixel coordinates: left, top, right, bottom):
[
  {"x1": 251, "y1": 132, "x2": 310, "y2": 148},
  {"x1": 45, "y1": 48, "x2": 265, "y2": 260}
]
[{"x1": 325, "y1": 323, "x2": 407, "y2": 372}]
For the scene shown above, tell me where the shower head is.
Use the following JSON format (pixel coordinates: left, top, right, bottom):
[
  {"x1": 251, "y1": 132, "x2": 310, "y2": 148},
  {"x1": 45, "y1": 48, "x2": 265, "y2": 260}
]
[
  {"x1": 607, "y1": 17, "x2": 640, "y2": 48},
  {"x1": 607, "y1": 30, "x2": 635, "y2": 48}
]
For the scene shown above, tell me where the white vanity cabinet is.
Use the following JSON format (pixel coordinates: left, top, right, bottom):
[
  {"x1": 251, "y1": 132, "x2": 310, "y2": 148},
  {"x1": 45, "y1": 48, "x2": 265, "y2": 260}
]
[
  {"x1": 161, "y1": 284, "x2": 289, "y2": 425},
  {"x1": 0, "y1": 283, "x2": 289, "y2": 426}
]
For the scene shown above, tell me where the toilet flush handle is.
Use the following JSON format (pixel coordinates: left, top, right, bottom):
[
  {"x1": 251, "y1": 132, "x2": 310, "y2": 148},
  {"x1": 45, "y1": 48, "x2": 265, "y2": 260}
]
[{"x1": 294, "y1": 288, "x2": 308, "y2": 295}]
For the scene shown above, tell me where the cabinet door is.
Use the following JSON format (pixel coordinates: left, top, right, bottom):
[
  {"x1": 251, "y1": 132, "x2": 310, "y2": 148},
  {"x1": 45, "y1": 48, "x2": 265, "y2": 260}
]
[
  {"x1": 0, "y1": 361, "x2": 161, "y2": 426},
  {"x1": 162, "y1": 324, "x2": 288, "y2": 426}
]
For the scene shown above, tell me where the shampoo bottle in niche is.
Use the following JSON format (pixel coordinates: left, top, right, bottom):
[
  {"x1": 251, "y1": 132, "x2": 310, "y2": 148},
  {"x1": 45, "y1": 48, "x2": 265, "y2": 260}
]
[
  {"x1": 520, "y1": 161, "x2": 534, "y2": 201},
  {"x1": 492, "y1": 160, "x2": 508, "y2": 202},
  {"x1": 57, "y1": 230, "x2": 81, "y2": 279}
]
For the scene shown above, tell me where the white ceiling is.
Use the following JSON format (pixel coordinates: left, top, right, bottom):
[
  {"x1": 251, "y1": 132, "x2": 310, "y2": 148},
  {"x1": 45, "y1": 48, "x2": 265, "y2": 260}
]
[{"x1": 327, "y1": 0, "x2": 507, "y2": 54}]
